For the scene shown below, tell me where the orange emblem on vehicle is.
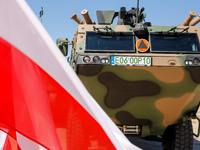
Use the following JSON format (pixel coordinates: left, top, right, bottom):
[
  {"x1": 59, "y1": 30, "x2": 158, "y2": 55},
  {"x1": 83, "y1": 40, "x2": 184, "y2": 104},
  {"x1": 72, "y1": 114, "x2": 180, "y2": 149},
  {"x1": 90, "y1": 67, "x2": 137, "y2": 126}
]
[{"x1": 136, "y1": 39, "x2": 149, "y2": 52}]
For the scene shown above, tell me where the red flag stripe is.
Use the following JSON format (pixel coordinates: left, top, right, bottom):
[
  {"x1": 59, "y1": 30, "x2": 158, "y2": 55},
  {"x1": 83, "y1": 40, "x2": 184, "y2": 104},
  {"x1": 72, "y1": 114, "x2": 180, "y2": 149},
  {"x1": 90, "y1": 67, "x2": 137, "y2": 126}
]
[
  {"x1": 0, "y1": 37, "x2": 115, "y2": 149},
  {"x1": 3, "y1": 135, "x2": 12, "y2": 150},
  {"x1": 0, "y1": 37, "x2": 62, "y2": 149}
]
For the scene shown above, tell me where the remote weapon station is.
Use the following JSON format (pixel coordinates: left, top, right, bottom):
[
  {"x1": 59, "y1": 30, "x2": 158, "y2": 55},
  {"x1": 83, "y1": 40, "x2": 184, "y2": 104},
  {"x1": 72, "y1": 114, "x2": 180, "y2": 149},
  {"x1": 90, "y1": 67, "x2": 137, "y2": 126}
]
[{"x1": 57, "y1": 1, "x2": 200, "y2": 149}]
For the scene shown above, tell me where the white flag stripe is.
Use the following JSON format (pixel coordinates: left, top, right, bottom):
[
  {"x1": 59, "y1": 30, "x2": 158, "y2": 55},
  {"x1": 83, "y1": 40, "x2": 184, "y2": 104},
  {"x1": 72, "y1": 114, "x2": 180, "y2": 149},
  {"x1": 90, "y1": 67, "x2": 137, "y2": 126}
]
[
  {"x1": 0, "y1": 0, "x2": 140, "y2": 149},
  {"x1": 0, "y1": 131, "x2": 7, "y2": 150},
  {"x1": 17, "y1": 132, "x2": 47, "y2": 150}
]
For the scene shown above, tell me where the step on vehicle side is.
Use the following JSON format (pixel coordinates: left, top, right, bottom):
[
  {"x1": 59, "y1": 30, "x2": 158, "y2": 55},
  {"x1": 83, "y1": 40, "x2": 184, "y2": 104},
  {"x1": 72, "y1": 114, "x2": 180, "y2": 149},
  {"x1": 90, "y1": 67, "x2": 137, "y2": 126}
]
[{"x1": 57, "y1": 2, "x2": 200, "y2": 150}]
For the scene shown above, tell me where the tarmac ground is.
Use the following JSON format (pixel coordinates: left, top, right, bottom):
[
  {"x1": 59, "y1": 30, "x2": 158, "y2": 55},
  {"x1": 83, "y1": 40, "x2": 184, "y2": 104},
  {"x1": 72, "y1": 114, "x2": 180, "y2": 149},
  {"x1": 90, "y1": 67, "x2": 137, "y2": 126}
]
[{"x1": 126, "y1": 108, "x2": 200, "y2": 150}]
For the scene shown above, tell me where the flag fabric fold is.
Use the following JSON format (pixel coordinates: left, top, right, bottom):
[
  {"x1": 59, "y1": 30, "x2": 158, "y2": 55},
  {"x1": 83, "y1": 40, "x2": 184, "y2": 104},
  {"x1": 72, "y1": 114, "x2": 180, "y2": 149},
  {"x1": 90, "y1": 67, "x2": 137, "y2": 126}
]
[
  {"x1": 2, "y1": 134, "x2": 12, "y2": 150},
  {"x1": 0, "y1": 0, "x2": 140, "y2": 149}
]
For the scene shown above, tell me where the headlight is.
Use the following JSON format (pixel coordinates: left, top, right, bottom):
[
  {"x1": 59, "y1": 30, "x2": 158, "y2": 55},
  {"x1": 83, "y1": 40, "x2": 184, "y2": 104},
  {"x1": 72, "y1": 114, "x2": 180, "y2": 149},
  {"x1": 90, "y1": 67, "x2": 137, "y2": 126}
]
[
  {"x1": 101, "y1": 58, "x2": 109, "y2": 64},
  {"x1": 93, "y1": 56, "x2": 100, "y2": 63},
  {"x1": 185, "y1": 60, "x2": 193, "y2": 65},
  {"x1": 83, "y1": 56, "x2": 90, "y2": 63},
  {"x1": 193, "y1": 58, "x2": 200, "y2": 65}
]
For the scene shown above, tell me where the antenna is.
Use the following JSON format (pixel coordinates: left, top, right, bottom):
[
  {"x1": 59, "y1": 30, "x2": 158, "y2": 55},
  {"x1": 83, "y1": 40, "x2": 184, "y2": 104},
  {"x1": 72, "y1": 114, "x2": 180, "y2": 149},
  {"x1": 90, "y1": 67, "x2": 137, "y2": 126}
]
[{"x1": 136, "y1": 0, "x2": 139, "y2": 23}]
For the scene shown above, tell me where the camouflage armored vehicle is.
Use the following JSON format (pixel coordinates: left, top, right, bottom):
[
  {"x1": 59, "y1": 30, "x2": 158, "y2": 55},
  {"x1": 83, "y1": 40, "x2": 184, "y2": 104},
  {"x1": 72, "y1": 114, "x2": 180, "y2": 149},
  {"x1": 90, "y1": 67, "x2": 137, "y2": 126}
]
[{"x1": 57, "y1": 3, "x2": 200, "y2": 150}]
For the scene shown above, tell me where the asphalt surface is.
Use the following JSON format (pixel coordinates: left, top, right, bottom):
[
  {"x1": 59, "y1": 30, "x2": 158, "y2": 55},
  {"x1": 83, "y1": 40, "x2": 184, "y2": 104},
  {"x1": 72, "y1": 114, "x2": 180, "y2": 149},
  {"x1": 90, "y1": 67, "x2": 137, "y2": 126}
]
[
  {"x1": 126, "y1": 108, "x2": 200, "y2": 150},
  {"x1": 126, "y1": 136, "x2": 200, "y2": 150}
]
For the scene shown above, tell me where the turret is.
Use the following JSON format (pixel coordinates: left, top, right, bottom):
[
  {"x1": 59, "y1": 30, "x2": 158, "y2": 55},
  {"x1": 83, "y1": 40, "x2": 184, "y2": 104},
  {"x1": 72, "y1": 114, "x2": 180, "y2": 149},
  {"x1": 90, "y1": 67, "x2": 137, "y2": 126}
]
[{"x1": 96, "y1": 7, "x2": 147, "y2": 26}]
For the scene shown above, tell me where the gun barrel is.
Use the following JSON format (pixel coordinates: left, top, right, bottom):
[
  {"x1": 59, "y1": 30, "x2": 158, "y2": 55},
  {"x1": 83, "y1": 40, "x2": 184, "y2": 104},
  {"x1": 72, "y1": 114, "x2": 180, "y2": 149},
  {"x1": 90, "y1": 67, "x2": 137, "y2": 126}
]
[
  {"x1": 189, "y1": 15, "x2": 200, "y2": 26},
  {"x1": 181, "y1": 11, "x2": 197, "y2": 26},
  {"x1": 81, "y1": 9, "x2": 92, "y2": 24},
  {"x1": 71, "y1": 13, "x2": 85, "y2": 24}
]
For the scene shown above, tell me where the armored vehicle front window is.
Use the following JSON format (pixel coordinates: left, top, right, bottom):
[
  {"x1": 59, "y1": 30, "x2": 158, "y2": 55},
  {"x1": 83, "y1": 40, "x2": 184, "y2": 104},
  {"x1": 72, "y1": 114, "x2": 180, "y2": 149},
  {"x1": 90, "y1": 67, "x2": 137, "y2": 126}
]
[
  {"x1": 150, "y1": 33, "x2": 200, "y2": 52},
  {"x1": 85, "y1": 31, "x2": 135, "y2": 52}
]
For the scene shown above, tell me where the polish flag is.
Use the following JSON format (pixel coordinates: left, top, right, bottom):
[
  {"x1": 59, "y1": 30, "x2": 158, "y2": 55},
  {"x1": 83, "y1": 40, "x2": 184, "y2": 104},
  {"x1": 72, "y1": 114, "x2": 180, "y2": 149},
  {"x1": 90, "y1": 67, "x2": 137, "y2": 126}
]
[{"x1": 0, "y1": 0, "x2": 140, "y2": 149}]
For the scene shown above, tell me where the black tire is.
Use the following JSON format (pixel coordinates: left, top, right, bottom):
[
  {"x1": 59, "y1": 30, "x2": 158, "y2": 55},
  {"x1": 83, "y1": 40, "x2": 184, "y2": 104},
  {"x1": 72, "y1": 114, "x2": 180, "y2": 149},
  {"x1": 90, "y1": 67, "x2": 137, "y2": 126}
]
[{"x1": 162, "y1": 120, "x2": 193, "y2": 150}]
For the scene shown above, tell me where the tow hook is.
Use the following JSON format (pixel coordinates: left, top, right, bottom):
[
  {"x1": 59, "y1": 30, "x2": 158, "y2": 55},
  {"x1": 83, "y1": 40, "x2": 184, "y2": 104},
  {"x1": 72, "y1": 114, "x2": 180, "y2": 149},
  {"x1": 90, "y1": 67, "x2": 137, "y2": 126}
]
[{"x1": 118, "y1": 125, "x2": 141, "y2": 134}]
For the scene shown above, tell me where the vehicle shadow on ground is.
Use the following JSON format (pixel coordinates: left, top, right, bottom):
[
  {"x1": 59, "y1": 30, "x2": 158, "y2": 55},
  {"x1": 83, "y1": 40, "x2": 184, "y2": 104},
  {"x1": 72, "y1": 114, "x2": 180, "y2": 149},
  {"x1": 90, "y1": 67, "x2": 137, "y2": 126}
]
[
  {"x1": 126, "y1": 135, "x2": 162, "y2": 150},
  {"x1": 126, "y1": 135, "x2": 200, "y2": 150},
  {"x1": 193, "y1": 139, "x2": 200, "y2": 150}
]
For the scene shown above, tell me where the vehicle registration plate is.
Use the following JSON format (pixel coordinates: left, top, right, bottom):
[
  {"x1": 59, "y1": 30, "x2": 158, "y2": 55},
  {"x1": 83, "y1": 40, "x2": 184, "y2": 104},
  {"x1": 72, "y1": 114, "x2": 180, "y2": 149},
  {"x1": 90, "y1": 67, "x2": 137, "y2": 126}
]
[{"x1": 111, "y1": 56, "x2": 152, "y2": 66}]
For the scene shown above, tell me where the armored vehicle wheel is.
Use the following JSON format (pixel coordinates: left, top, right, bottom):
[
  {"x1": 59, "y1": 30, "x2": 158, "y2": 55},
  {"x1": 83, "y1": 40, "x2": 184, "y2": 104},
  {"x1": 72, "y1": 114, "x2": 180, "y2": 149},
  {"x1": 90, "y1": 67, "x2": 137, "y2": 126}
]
[{"x1": 162, "y1": 120, "x2": 193, "y2": 150}]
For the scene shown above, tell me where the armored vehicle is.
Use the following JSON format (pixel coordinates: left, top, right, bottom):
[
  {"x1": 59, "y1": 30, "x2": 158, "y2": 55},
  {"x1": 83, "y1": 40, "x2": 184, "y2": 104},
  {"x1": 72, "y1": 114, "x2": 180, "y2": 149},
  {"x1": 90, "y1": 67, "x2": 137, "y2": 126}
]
[{"x1": 57, "y1": 3, "x2": 200, "y2": 150}]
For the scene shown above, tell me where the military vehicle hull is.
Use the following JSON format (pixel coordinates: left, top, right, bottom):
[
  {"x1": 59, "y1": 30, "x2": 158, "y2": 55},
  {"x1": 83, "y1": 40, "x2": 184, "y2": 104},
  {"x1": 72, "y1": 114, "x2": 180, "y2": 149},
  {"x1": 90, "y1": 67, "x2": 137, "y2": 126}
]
[
  {"x1": 77, "y1": 57, "x2": 200, "y2": 136},
  {"x1": 57, "y1": 6, "x2": 200, "y2": 149}
]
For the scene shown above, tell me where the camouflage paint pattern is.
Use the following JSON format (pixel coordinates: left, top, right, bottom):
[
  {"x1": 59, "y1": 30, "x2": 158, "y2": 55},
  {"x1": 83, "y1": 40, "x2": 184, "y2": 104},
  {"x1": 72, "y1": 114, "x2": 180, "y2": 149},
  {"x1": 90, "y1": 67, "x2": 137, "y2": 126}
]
[
  {"x1": 77, "y1": 65, "x2": 200, "y2": 135},
  {"x1": 68, "y1": 9, "x2": 200, "y2": 137}
]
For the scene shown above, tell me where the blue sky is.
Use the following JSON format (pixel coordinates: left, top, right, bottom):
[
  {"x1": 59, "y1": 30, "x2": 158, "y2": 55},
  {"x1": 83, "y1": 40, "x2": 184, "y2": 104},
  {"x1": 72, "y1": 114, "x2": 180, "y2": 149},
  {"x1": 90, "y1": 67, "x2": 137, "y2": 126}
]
[{"x1": 25, "y1": 0, "x2": 200, "y2": 55}]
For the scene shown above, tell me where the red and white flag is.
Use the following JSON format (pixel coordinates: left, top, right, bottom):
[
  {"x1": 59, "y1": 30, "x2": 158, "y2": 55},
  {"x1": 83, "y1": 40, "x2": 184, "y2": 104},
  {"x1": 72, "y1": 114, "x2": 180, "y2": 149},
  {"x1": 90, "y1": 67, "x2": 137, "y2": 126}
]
[{"x1": 0, "y1": 0, "x2": 140, "y2": 149}]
